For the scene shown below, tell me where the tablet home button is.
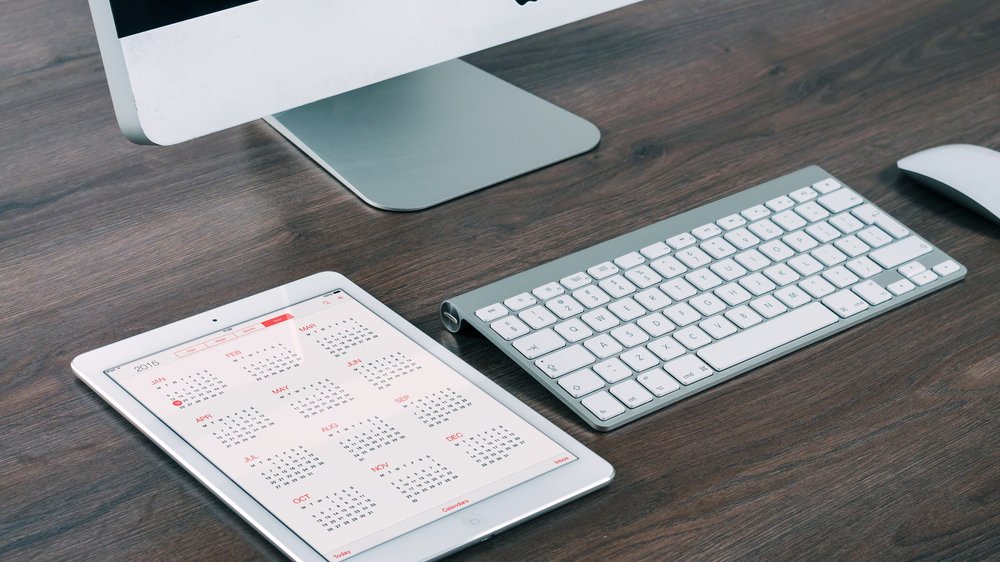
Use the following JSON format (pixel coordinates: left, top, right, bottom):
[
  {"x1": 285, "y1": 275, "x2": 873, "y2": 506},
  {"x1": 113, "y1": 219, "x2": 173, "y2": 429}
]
[{"x1": 464, "y1": 514, "x2": 485, "y2": 527}]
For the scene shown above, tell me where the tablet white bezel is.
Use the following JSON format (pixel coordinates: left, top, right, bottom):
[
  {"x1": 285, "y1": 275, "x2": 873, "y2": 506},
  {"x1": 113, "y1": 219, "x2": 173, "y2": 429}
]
[{"x1": 72, "y1": 272, "x2": 613, "y2": 561}]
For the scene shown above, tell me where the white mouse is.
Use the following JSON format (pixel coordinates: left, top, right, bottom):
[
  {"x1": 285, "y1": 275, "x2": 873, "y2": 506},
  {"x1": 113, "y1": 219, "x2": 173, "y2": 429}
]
[{"x1": 897, "y1": 144, "x2": 1000, "y2": 225}]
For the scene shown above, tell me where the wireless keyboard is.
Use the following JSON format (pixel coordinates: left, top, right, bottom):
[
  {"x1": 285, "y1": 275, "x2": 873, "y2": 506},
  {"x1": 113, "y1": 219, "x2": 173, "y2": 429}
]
[{"x1": 441, "y1": 167, "x2": 966, "y2": 431}]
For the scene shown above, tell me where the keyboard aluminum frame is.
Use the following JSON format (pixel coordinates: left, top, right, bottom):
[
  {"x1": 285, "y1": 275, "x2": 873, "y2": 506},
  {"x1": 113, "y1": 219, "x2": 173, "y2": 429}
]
[{"x1": 442, "y1": 166, "x2": 966, "y2": 431}]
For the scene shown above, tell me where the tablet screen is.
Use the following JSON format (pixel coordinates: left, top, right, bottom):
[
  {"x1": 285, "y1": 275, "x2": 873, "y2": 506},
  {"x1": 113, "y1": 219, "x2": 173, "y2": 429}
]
[{"x1": 106, "y1": 290, "x2": 575, "y2": 560}]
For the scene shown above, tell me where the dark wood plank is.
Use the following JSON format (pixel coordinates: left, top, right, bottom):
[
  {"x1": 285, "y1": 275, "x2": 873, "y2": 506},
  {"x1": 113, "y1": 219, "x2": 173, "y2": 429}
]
[{"x1": 1, "y1": 0, "x2": 998, "y2": 560}]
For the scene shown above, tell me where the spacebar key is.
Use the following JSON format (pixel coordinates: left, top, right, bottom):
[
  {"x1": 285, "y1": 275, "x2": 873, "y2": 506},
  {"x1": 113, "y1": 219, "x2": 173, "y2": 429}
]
[{"x1": 697, "y1": 302, "x2": 838, "y2": 371}]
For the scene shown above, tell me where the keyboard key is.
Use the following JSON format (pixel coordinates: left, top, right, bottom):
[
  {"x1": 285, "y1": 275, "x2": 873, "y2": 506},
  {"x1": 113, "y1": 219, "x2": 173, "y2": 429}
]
[
  {"x1": 491, "y1": 316, "x2": 530, "y2": 340},
  {"x1": 748, "y1": 218, "x2": 784, "y2": 240},
  {"x1": 711, "y1": 258, "x2": 748, "y2": 280},
  {"x1": 588, "y1": 262, "x2": 620, "y2": 280},
  {"x1": 664, "y1": 354, "x2": 715, "y2": 385},
  {"x1": 636, "y1": 313, "x2": 675, "y2": 337},
  {"x1": 581, "y1": 308, "x2": 621, "y2": 331},
  {"x1": 673, "y1": 326, "x2": 713, "y2": 350},
  {"x1": 504, "y1": 292, "x2": 537, "y2": 311},
  {"x1": 822, "y1": 290, "x2": 869, "y2": 318},
  {"x1": 558, "y1": 368, "x2": 604, "y2": 398},
  {"x1": 583, "y1": 334, "x2": 623, "y2": 359},
  {"x1": 774, "y1": 286, "x2": 811, "y2": 308},
  {"x1": 619, "y1": 347, "x2": 658, "y2": 372},
  {"x1": 513, "y1": 328, "x2": 565, "y2": 359},
  {"x1": 857, "y1": 226, "x2": 892, "y2": 248},
  {"x1": 610, "y1": 380, "x2": 654, "y2": 408},
  {"x1": 593, "y1": 358, "x2": 632, "y2": 383},
  {"x1": 763, "y1": 263, "x2": 801, "y2": 286},
  {"x1": 536, "y1": 345, "x2": 596, "y2": 378},
  {"x1": 610, "y1": 323, "x2": 650, "y2": 348},
  {"x1": 633, "y1": 287, "x2": 672, "y2": 311},
  {"x1": 638, "y1": 370, "x2": 681, "y2": 397},
  {"x1": 783, "y1": 230, "x2": 819, "y2": 252},
  {"x1": 845, "y1": 257, "x2": 882, "y2": 279},
  {"x1": 625, "y1": 265, "x2": 663, "y2": 288},
  {"x1": 852, "y1": 280, "x2": 891, "y2": 305},
  {"x1": 650, "y1": 256, "x2": 688, "y2": 278},
  {"x1": 812, "y1": 244, "x2": 848, "y2": 266},
  {"x1": 868, "y1": 236, "x2": 932, "y2": 268},
  {"x1": 812, "y1": 178, "x2": 842, "y2": 193},
  {"x1": 787, "y1": 254, "x2": 824, "y2": 276},
  {"x1": 817, "y1": 188, "x2": 863, "y2": 213},
  {"x1": 519, "y1": 305, "x2": 558, "y2": 329},
  {"x1": 686, "y1": 268, "x2": 724, "y2": 291},
  {"x1": 887, "y1": 278, "x2": 916, "y2": 295},
  {"x1": 608, "y1": 297, "x2": 645, "y2": 321},
  {"x1": 661, "y1": 278, "x2": 698, "y2": 300},
  {"x1": 554, "y1": 318, "x2": 593, "y2": 342},
  {"x1": 676, "y1": 247, "x2": 713, "y2": 268},
  {"x1": 640, "y1": 241, "x2": 671, "y2": 259},
  {"x1": 739, "y1": 272, "x2": 777, "y2": 295},
  {"x1": 725, "y1": 305, "x2": 763, "y2": 328},
  {"x1": 476, "y1": 303, "x2": 507, "y2": 322},
  {"x1": 806, "y1": 220, "x2": 843, "y2": 242},
  {"x1": 701, "y1": 237, "x2": 738, "y2": 259},
  {"x1": 699, "y1": 315, "x2": 738, "y2": 339},
  {"x1": 724, "y1": 228, "x2": 761, "y2": 250},
  {"x1": 911, "y1": 270, "x2": 939, "y2": 286},
  {"x1": 873, "y1": 215, "x2": 908, "y2": 238},
  {"x1": 758, "y1": 240, "x2": 795, "y2": 262},
  {"x1": 647, "y1": 335, "x2": 686, "y2": 360},
  {"x1": 698, "y1": 302, "x2": 838, "y2": 370},
  {"x1": 532, "y1": 282, "x2": 565, "y2": 300},
  {"x1": 849, "y1": 203, "x2": 879, "y2": 224},
  {"x1": 581, "y1": 391, "x2": 626, "y2": 420},
  {"x1": 834, "y1": 235, "x2": 870, "y2": 257},
  {"x1": 663, "y1": 302, "x2": 702, "y2": 326},
  {"x1": 573, "y1": 285, "x2": 612, "y2": 308},
  {"x1": 715, "y1": 283, "x2": 753, "y2": 305},
  {"x1": 693, "y1": 223, "x2": 723, "y2": 240},
  {"x1": 734, "y1": 249, "x2": 771, "y2": 271},
  {"x1": 852, "y1": 204, "x2": 909, "y2": 237},
  {"x1": 741, "y1": 204, "x2": 771, "y2": 221},
  {"x1": 599, "y1": 275, "x2": 637, "y2": 298},
  {"x1": 584, "y1": 334, "x2": 624, "y2": 358},
  {"x1": 717, "y1": 214, "x2": 747, "y2": 230},
  {"x1": 898, "y1": 261, "x2": 926, "y2": 278},
  {"x1": 689, "y1": 293, "x2": 727, "y2": 316},
  {"x1": 789, "y1": 186, "x2": 819, "y2": 202},
  {"x1": 933, "y1": 260, "x2": 960, "y2": 276},
  {"x1": 822, "y1": 266, "x2": 860, "y2": 288},
  {"x1": 772, "y1": 210, "x2": 808, "y2": 231},
  {"x1": 614, "y1": 252, "x2": 645, "y2": 269},
  {"x1": 560, "y1": 272, "x2": 592, "y2": 290},
  {"x1": 799, "y1": 276, "x2": 836, "y2": 298},
  {"x1": 666, "y1": 232, "x2": 697, "y2": 249},
  {"x1": 829, "y1": 213, "x2": 864, "y2": 234},
  {"x1": 766, "y1": 195, "x2": 795, "y2": 212},
  {"x1": 794, "y1": 201, "x2": 830, "y2": 222},
  {"x1": 546, "y1": 295, "x2": 586, "y2": 319},
  {"x1": 750, "y1": 295, "x2": 787, "y2": 318}
]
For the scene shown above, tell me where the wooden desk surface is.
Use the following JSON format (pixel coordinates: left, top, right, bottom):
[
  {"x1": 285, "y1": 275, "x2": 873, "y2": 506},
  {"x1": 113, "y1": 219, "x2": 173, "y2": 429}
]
[{"x1": 2, "y1": 0, "x2": 998, "y2": 559}]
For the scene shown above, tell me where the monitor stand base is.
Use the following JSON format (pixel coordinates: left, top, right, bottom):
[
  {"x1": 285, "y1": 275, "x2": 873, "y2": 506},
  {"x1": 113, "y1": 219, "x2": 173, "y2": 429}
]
[{"x1": 264, "y1": 59, "x2": 600, "y2": 211}]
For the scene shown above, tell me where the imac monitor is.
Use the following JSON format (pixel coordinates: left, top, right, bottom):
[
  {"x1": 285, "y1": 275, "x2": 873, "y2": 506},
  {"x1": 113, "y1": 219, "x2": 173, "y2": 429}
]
[{"x1": 88, "y1": 0, "x2": 642, "y2": 210}]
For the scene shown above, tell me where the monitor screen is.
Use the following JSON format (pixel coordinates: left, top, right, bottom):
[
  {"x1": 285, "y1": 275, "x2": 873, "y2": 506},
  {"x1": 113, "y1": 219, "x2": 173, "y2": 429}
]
[{"x1": 109, "y1": 0, "x2": 258, "y2": 37}]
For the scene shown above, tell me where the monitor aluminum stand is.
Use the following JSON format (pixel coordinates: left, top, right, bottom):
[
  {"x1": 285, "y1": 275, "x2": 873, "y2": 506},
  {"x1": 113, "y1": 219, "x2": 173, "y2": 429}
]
[{"x1": 264, "y1": 59, "x2": 600, "y2": 211}]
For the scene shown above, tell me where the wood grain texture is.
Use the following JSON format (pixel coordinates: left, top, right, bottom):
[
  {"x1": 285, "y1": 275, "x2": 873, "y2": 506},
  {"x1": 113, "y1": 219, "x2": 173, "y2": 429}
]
[{"x1": 1, "y1": 0, "x2": 998, "y2": 560}]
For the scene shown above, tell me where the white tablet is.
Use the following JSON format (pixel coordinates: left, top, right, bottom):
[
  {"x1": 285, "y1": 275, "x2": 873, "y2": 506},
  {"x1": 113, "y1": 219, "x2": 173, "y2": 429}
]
[{"x1": 72, "y1": 272, "x2": 613, "y2": 561}]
